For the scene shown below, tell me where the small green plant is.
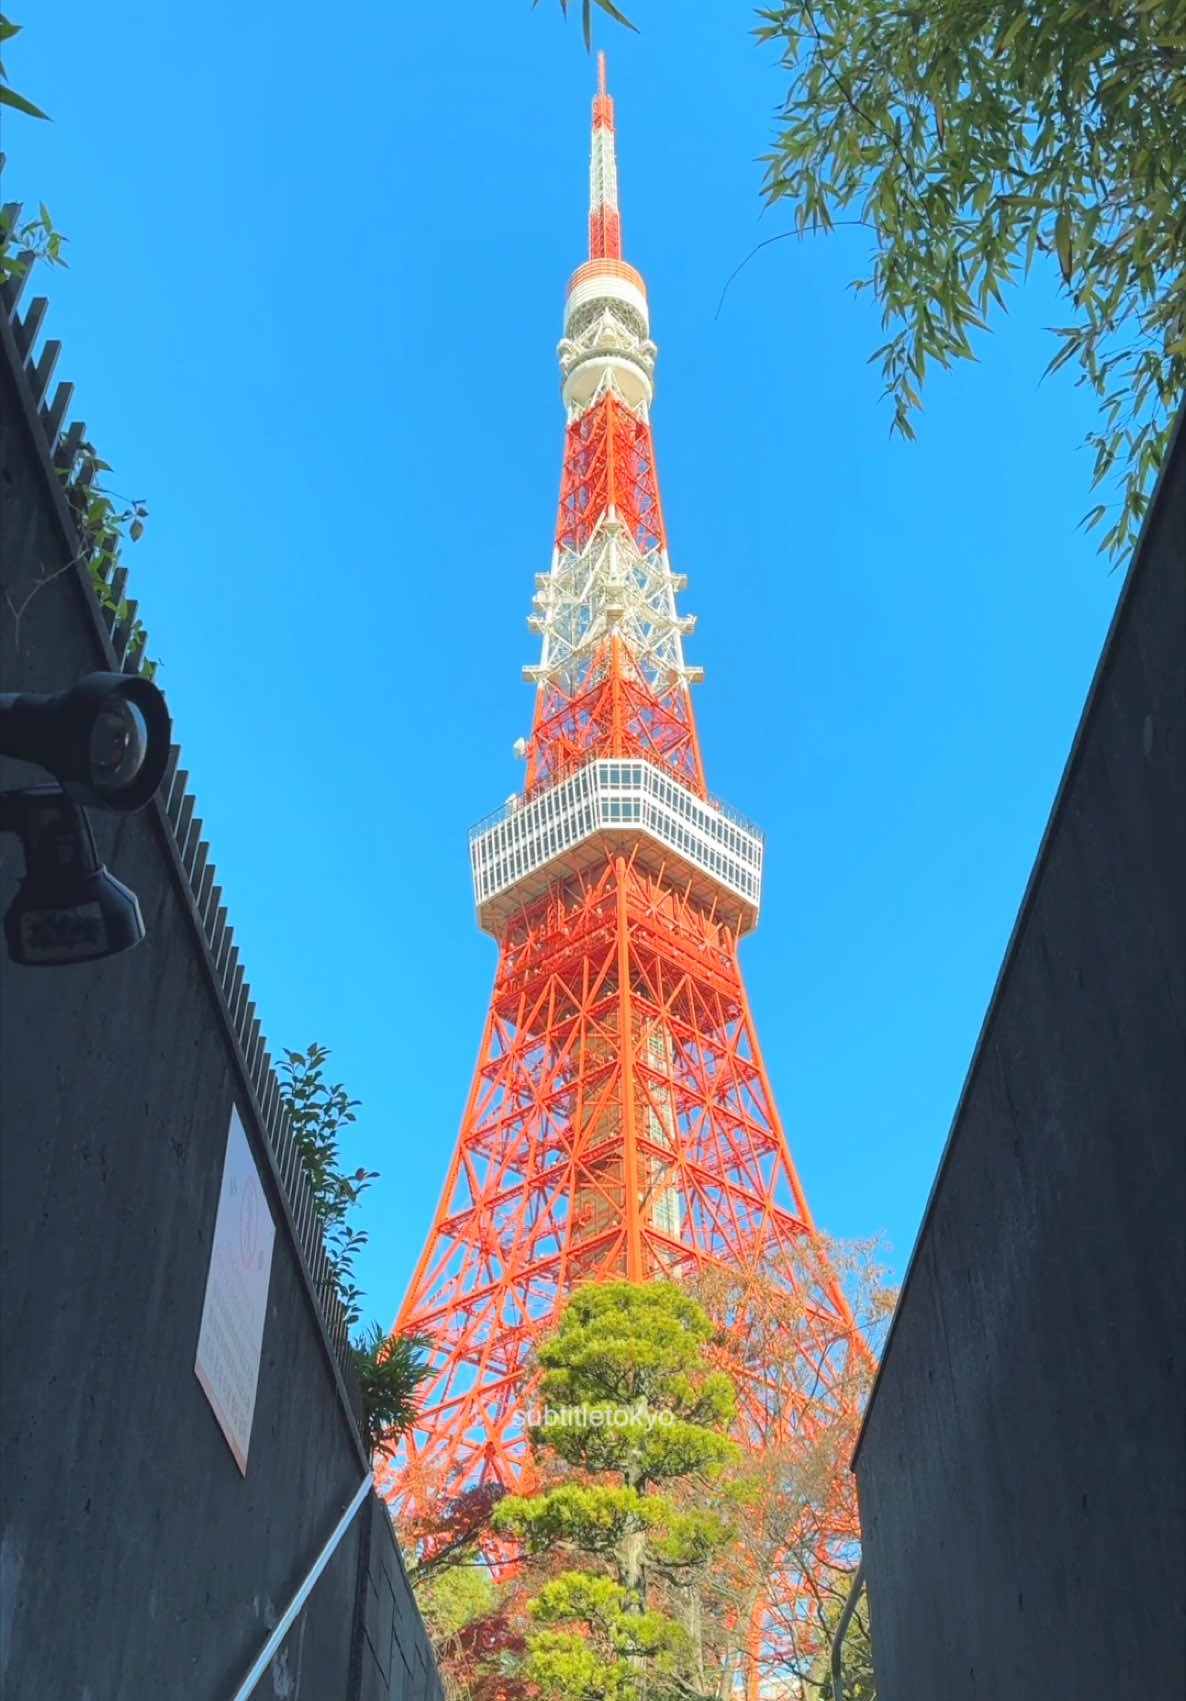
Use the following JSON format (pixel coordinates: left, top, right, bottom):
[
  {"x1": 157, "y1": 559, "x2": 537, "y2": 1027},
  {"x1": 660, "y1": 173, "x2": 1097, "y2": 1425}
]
[
  {"x1": 57, "y1": 439, "x2": 155, "y2": 674},
  {"x1": 353, "y1": 1322, "x2": 432, "y2": 1453},
  {"x1": 277, "y1": 1044, "x2": 376, "y2": 1329},
  {"x1": 277, "y1": 1043, "x2": 430, "y2": 1450},
  {"x1": 0, "y1": 200, "x2": 67, "y2": 286},
  {"x1": 0, "y1": 16, "x2": 63, "y2": 287},
  {"x1": 0, "y1": 20, "x2": 157, "y2": 670},
  {"x1": 1, "y1": 430, "x2": 155, "y2": 666}
]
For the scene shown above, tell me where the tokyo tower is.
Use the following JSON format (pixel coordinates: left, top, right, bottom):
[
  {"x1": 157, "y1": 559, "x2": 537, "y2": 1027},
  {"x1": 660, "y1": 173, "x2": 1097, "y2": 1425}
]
[{"x1": 382, "y1": 56, "x2": 867, "y2": 1591}]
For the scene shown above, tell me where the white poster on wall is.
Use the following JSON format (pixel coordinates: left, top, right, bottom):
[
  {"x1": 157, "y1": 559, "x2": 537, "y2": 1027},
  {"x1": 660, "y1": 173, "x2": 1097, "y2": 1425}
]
[{"x1": 194, "y1": 1105, "x2": 275, "y2": 1474}]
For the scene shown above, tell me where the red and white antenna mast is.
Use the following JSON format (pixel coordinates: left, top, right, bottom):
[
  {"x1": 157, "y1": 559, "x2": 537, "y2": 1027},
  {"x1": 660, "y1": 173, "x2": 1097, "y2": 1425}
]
[
  {"x1": 589, "y1": 50, "x2": 621, "y2": 259},
  {"x1": 527, "y1": 52, "x2": 702, "y2": 797}
]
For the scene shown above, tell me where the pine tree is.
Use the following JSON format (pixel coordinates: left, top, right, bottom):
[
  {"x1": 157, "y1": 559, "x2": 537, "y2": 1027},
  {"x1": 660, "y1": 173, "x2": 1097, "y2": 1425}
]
[{"x1": 492, "y1": 1282, "x2": 741, "y2": 1700}]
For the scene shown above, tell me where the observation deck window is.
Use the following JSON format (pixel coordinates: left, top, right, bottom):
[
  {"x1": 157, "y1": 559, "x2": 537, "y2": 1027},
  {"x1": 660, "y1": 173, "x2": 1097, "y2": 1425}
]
[{"x1": 469, "y1": 758, "x2": 765, "y2": 931}]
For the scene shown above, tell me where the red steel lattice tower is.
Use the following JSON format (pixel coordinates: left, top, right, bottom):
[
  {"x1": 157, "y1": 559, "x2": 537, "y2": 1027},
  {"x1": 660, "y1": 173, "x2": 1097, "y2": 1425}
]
[{"x1": 382, "y1": 57, "x2": 867, "y2": 1626}]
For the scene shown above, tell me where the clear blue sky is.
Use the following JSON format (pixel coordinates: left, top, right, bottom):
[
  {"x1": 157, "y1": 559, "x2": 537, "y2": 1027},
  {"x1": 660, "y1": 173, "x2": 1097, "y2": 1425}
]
[{"x1": 9, "y1": 2, "x2": 1123, "y2": 1324}]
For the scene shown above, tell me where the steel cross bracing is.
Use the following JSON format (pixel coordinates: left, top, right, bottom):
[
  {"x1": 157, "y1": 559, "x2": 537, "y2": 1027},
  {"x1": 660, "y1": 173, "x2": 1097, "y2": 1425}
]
[
  {"x1": 388, "y1": 857, "x2": 860, "y2": 1472},
  {"x1": 379, "y1": 53, "x2": 869, "y2": 1683},
  {"x1": 527, "y1": 501, "x2": 694, "y2": 700},
  {"x1": 523, "y1": 381, "x2": 708, "y2": 796}
]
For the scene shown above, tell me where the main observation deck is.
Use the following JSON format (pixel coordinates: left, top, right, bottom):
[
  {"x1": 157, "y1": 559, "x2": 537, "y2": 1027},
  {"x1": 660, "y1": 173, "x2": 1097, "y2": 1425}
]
[{"x1": 470, "y1": 757, "x2": 764, "y2": 937}]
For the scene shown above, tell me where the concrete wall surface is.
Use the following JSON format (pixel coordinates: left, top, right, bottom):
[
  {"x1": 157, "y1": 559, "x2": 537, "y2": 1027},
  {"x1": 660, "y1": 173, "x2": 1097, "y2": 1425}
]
[
  {"x1": 354, "y1": 1496, "x2": 446, "y2": 1701},
  {"x1": 852, "y1": 412, "x2": 1186, "y2": 1698},
  {"x1": 0, "y1": 252, "x2": 440, "y2": 1698}
]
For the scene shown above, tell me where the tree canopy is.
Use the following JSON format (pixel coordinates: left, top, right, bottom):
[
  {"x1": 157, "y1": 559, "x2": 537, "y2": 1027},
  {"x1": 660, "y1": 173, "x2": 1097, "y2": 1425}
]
[
  {"x1": 491, "y1": 1282, "x2": 741, "y2": 1701},
  {"x1": 756, "y1": 0, "x2": 1185, "y2": 557}
]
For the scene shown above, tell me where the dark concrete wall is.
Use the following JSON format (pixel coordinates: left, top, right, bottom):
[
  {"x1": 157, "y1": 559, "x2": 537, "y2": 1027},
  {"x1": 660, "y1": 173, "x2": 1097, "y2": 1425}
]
[
  {"x1": 0, "y1": 266, "x2": 440, "y2": 1698},
  {"x1": 852, "y1": 412, "x2": 1186, "y2": 1699},
  {"x1": 354, "y1": 1496, "x2": 446, "y2": 1701}
]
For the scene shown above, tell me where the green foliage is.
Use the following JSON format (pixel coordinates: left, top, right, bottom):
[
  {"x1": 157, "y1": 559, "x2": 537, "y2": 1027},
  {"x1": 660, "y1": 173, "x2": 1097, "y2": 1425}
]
[
  {"x1": 277, "y1": 1043, "x2": 428, "y2": 1450},
  {"x1": 0, "y1": 23, "x2": 151, "y2": 672},
  {"x1": 647, "y1": 1506, "x2": 732, "y2": 1570},
  {"x1": 415, "y1": 1557, "x2": 498, "y2": 1638},
  {"x1": 526, "y1": 1628, "x2": 639, "y2": 1701},
  {"x1": 754, "y1": 0, "x2": 1186, "y2": 559},
  {"x1": 533, "y1": 1281, "x2": 739, "y2": 1463},
  {"x1": 546, "y1": 0, "x2": 638, "y2": 52},
  {"x1": 0, "y1": 200, "x2": 67, "y2": 286},
  {"x1": 0, "y1": 15, "x2": 48, "y2": 120},
  {"x1": 491, "y1": 1282, "x2": 741, "y2": 1701},
  {"x1": 498, "y1": 1482, "x2": 660, "y2": 1553},
  {"x1": 527, "y1": 1575, "x2": 690, "y2": 1696},
  {"x1": 278, "y1": 1043, "x2": 377, "y2": 1330},
  {"x1": 0, "y1": 18, "x2": 60, "y2": 282},
  {"x1": 1, "y1": 411, "x2": 156, "y2": 671},
  {"x1": 0, "y1": 16, "x2": 61, "y2": 284},
  {"x1": 0, "y1": 22, "x2": 157, "y2": 673},
  {"x1": 812, "y1": 1572, "x2": 877, "y2": 1699},
  {"x1": 352, "y1": 1321, "x2": 431, "y2": 1453},
  {"x1": 57, "y1": 440, "x2": 155, "y2": 675},
  {"x1": 414, "y1": 1558, "x2": 532, "y2": 1701}
]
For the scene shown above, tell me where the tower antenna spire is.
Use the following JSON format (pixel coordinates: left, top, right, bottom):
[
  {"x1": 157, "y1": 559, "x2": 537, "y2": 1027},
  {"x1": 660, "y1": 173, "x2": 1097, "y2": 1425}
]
[{"x1": 589, "y1": 50, "x2": 621, "y2": 259}]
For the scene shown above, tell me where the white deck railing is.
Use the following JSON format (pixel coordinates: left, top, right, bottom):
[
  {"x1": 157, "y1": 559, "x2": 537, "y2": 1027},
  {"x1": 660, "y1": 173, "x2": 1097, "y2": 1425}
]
[{"x1": 470, "y1": 758, "x2": 764, "y2": 925}]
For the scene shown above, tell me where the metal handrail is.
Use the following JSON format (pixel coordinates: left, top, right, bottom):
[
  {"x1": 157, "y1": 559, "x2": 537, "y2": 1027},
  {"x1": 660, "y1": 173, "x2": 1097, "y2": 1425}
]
[
  {"x1": 227, "y1": 1471, "x2": 374, "y2": 1701},
  {"x1": 830, "y1": 1560, "x2": 866, "y2": 1701},
  {"x1": 469, "y1": 757, "x2": 764, "y2": 842}
]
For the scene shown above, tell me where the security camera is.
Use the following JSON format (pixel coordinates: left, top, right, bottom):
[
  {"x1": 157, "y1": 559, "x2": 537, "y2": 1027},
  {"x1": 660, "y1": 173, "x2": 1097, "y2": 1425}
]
[
  {"x1": 0, "y1": 673, "x2": 172, "y2": 966},
  {"x1": 0, "y1": 786, "x2": 145, "y2": 965},
  {"x1": 0, "y1": 672, "x2": 170, "y2": 810}
]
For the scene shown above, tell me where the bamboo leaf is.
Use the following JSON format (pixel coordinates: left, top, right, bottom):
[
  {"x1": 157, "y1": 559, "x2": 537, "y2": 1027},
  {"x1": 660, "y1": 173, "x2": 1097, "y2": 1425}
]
[
  {"x1": 1055, "y1": 205, "x2": 1073, "y2": 284},
  {"x1": 0, "y1": 83, "x2": 49, "y2": 119},
  {"x1": 998, "y1": 12, "x2": 1029, "y2": 53}
]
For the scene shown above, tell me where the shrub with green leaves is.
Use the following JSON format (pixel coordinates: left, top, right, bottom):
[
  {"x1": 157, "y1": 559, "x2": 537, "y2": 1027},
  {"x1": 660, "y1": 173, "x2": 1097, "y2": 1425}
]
[{"x1": 277, "y1": 1044, "x2": 429, "y2": 1451}]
